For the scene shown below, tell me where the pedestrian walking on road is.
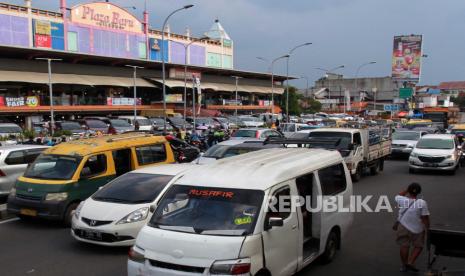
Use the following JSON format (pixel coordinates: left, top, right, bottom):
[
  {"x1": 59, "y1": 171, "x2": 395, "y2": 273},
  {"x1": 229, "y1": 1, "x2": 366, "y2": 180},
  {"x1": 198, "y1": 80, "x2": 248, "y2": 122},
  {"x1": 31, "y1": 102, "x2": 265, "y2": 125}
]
[{"x1": 394, "y1": 183, "x2": 430, "y2": 273}]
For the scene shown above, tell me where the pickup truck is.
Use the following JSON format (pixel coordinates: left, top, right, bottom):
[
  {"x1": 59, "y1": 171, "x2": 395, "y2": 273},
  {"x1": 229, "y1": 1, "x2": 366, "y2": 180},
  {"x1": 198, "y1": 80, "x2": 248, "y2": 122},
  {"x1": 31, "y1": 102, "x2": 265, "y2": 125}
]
[{"x1": 307, "y1": 128, "x2": 392, "y2": 181}]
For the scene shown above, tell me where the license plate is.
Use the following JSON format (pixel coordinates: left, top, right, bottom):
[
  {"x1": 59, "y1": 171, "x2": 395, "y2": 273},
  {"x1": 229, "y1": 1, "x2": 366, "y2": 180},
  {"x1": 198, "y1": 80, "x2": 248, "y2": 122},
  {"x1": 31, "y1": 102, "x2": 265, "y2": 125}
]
[
  {"x1": 20, "y1": 208, "x2": 37, "y2": 217},
  {"x1": 83, "y1": 230, "x2": 102, "y2": 241},
  {"x1": 424, "y1": 163, "x2": 438, "y2": 167}
]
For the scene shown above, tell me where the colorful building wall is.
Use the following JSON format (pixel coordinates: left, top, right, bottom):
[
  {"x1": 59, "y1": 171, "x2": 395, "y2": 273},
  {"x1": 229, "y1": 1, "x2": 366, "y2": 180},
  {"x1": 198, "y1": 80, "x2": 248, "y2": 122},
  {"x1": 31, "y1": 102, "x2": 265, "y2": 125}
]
[
  {"x1": 0, "y1": 2, "x2": 233, "y2": 69},
  {"x1": 0, "y1": 14, "x2": 29, "y2": 47}
]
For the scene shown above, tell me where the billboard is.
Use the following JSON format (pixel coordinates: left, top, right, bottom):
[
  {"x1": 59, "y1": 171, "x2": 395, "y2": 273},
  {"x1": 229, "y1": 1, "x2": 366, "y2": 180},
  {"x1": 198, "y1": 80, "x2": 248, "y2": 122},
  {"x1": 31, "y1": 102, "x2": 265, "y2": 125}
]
[
  {"x1": 391, "y1": 35, "x2": 423, "y2": 81},
  {"x1": 70, "y1": 2, "x2": 143, "y2": 33}
]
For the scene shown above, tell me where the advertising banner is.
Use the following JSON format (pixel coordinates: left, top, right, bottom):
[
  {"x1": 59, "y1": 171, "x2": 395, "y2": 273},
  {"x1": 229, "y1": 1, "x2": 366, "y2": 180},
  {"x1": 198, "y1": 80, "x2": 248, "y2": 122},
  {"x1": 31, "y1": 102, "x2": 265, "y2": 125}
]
[
  {"x1": 35, "y1": 20, "x2": 51, "y2": 35},
  {"x1": 35, "y1": 34, "x2": 51, "y2": 48},
  {"x1": 391, "y1": 35, "x2": 423, "y2": 81},
  {"x1": 169, "y1": 68, "x2": 201, "y2": 80},
  {"x1": 165, "y1": 94, "x2": 183, "y2": 103},
  {"x1": 0, "y1": 96, "x2": 39, "y2": 107},
  {"x1": 106, "y1": 97, "x2": 141, "y2": 106},
  {"x1": 399, "y1": 87, "x2": 414, "y2": 99}
]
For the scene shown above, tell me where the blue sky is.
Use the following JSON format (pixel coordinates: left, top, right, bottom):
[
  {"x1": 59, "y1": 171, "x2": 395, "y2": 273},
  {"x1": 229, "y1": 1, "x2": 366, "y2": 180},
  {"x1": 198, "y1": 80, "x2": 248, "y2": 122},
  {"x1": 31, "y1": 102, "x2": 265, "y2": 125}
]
[{"x1": 9, "y1": 0, "x2": 465, "y2": 87}]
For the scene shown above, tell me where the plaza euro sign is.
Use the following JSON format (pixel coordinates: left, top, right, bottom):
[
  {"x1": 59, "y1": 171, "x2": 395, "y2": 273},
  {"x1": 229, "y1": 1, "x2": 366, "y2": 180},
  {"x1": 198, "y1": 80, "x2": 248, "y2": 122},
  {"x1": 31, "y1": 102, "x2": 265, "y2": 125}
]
[
  {"x1": 383, "y1": 104, "x2": 399, "y2": 112},
  {"x1": 399, "y1": 87, "x2": 413, "y2": 99}
]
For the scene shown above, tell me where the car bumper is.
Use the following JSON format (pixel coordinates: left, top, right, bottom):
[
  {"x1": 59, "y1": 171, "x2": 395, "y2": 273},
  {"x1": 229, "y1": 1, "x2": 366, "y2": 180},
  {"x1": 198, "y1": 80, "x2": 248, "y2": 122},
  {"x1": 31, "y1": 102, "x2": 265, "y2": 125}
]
[
  {"x1": 7, "y1": 195, "x2": 66, "y2": 220},
  {"x1": 128, "y1": 260, "x2": 216, "y2": 276},
  {"x1": 409, "y1": 159, "x2": 457, "y2": 171},
  {"x1": 71, "y1": 216, "x2": 144, "y2": 246},
  {"x1": 391, "y1": 148, "x2": 413, "y2": 154}
]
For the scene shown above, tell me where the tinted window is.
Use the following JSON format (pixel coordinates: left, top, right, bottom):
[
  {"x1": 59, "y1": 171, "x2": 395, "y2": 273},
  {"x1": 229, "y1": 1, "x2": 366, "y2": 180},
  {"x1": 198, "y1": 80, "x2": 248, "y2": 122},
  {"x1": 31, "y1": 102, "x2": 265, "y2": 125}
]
[
  {"x1": 81, "y1": 154, "x2": 107, "y2": 178},
  {"x1": 267, "y1": 187, "x2": 291, "y2": 220},
  {"x1": 203, "y1": 145, "x2": 230, "y2": 159},
  {"x1": 110, "y1": 119, "x2": 131, "y2": 127},
  {"x1": 416, "y1": 138, "x2": 454, "y2": 149},
  {"x1": 24, "y1": 149, "x2": 46, "y2": 164},
  {"x1": 318, "y1": 163, "x2": 347, "y2": 195},
  {"x1": 0, "y1": 126, "x2": 22, "y2": 133},
  {"x1": 93, "y1": 173, "x2": 174, "y2": 204},
  {"x1": 136, "y1": 144, "x2": 167, "y2": 165},
  {"x1": 222, "y1": 147, "x2": 260, "y2": 158},
  {"x1": 5, "y1": 150, "x2": 25, "y2": 165},
  {"x1": 136, "y1": 119, "x2": 151, "y2": 126},
  {"x1": 86, "y1": 120, "x2": 107, "y2": 128},
  {"x1": 61, "y1": 122, "x2": 82, "y2": 130},
  {"x1": 353, "y1": 132, "x2": 362, "y2": 145},
  {"x1": 232, "y1": 130, "x2": 257, "y2": 138},
  {"x1": 392, "y1": 131, "x2": 420, "y2": 141}
]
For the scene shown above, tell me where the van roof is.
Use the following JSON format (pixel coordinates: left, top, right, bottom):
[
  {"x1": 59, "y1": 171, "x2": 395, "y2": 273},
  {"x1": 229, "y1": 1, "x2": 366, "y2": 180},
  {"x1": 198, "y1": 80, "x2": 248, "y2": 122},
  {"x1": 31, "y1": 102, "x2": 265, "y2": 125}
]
[
  {"x1": 130, "y1": 163, "x2": 196, "y2": 176},
  {"x1": 45, "y1": 133, "x2": 167, "y2": 156},
  {"x1": 178, "y1": 148, "x2": 343, "y2": 190},
  {"x1": 310, "y1": 128, "x2": 360, "y2": 134}
]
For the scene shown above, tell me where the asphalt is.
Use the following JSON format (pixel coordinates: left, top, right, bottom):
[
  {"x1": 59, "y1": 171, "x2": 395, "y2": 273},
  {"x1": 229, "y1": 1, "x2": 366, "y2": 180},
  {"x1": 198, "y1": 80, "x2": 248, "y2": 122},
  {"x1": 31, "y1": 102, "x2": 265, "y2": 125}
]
[{"x1": 0, "y1": 160, "x2": 464, "y2": 276}]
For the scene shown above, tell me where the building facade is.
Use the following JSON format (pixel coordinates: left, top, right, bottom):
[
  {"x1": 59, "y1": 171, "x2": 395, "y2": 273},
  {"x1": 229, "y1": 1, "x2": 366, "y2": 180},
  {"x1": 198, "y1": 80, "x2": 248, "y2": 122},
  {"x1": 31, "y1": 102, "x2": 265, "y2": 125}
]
[{"x1": 0, "y1": 1, "x2": 286, "y2": 126}]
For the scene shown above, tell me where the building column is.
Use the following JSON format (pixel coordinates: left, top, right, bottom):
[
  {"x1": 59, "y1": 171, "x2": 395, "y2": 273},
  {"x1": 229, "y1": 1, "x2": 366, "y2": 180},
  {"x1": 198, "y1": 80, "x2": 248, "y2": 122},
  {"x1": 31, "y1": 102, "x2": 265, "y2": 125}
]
[{"x1": 25, "y1": 0, "x2": 33, "y2": 48}]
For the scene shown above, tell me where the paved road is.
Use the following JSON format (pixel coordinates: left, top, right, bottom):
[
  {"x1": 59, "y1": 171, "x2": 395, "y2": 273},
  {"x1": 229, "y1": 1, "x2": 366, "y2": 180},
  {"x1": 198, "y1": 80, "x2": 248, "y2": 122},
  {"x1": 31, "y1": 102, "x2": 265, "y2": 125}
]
[{"x1": 1, "y1": 160, "x2": 464, "y2": 276}]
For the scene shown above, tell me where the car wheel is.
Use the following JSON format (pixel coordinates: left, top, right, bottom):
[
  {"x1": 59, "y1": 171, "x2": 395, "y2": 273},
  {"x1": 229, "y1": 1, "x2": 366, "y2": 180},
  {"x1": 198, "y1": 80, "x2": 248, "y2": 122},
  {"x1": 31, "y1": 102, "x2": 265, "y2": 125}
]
[
  {"x1": 63, "y1": 202, "x2": 79, "y2": 227},
  {"x1": 352, "y1": 165, "x2": 362, "y2": 182},
  {"x1": 320, "y1": 231, "x2": 339, "y2": 264},
  {"x1": 409, "y1": 168, "x2": 415, "y2": 174}
]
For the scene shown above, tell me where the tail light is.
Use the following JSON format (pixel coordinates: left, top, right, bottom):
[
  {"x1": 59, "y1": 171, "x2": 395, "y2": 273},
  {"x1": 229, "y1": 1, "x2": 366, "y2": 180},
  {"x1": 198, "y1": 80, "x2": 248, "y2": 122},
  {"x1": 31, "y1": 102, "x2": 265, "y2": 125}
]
[
  {"x1": 165, "y1": 135, "x2": 174, "y2": 141},
  {"x1": 0, "y1": 169, "x2": 6, "y2": 177},
  {"x1": 108, "y1": 126, "x2": 116, "y2": 135},
  {"x1": 256, "y1": 131, "x2": 260, "y2": 139},
  {"x1": 210, "y1": 259, "x2": 251, "y2": 275}
]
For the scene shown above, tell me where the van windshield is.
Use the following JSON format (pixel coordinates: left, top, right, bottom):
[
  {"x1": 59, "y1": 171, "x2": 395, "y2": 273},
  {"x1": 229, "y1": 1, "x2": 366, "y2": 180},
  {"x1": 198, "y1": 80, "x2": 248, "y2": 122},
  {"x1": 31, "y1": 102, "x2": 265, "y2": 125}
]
[
  {"x1": 308, "y1": 132, "x2": 352, "y2": 156},
  {"x1": 24, "y1": 154, "x2": 82, "y2": 180},
  {"x1": 149, "y1": 185, "x2": 264, "y2": 236}
]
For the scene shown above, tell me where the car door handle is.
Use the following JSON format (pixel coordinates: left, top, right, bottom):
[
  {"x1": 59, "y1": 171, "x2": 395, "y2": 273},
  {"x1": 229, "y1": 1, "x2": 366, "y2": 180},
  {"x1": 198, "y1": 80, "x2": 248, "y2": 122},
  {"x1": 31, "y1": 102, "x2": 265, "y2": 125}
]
[{"x1": 292, "y1": 225, "x2": 297, "y2": 230}]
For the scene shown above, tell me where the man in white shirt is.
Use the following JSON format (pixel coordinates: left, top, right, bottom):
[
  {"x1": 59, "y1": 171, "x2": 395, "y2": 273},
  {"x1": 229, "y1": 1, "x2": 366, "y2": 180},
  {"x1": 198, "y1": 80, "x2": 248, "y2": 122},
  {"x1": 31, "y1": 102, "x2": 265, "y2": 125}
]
[{"x1": 395, "y1": 182, "x2": 430, "y2": 273}]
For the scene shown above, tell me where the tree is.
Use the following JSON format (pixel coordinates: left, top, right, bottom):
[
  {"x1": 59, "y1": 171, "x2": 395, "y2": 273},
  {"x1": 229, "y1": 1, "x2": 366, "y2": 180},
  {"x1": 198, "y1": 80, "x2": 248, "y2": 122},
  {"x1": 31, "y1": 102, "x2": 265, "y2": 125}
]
[
  {"x1": 303, "y1": 98, "x2": 322, "y2": 114},
  {"x1": 279, "y1": 86, "x2": 302, "y2": 116}
]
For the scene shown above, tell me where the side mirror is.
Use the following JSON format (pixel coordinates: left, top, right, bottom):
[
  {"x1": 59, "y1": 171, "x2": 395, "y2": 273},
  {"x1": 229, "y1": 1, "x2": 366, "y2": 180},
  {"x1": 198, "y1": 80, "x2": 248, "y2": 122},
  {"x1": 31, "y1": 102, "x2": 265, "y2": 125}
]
[
  {"x1": 149, "y1": 204, "x2": 157, "y2": 213},
  {"x1": 458, "y1": 145, "x2": 462, "y2": 150},
  {"x1": 348, "y1": 143, "x2": 355, "y2": 151},
  {"x1": 265, "y1": 216, "x2": 283, "y2": 231}
]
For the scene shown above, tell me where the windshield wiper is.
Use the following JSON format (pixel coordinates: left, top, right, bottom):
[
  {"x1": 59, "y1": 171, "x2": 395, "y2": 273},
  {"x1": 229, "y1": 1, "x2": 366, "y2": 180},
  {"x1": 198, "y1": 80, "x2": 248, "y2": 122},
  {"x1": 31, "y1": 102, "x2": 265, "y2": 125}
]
[
  {"x1": 93, "y1": 197, "x2": 130, "y2": 203},
  {"x1": 200, "y1": 229, "x2": 248, "y2": 236},
  {"x1": 157, "y1": 225, "x2": 196, "y2": 233}
]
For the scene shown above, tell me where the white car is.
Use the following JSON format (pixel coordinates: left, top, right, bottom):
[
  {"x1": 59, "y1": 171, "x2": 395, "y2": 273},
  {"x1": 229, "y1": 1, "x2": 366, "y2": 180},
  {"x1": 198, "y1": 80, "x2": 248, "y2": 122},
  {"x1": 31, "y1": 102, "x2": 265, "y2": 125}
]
[
  {"x1": 391, "y1": 130, "x2": 428, "y2": 156},
  {"x1": 409, "y1": 134, "x2": 462, "y2": 174},
  {"x1": 193, "y1": 139, "x2": 252, "y2": 164},
  {"x1": 118, "y1": 116, "x2": 153, "y2": 132},
  {"x1": 71, "y1": 164, "x2": 195, "y2": 246}
]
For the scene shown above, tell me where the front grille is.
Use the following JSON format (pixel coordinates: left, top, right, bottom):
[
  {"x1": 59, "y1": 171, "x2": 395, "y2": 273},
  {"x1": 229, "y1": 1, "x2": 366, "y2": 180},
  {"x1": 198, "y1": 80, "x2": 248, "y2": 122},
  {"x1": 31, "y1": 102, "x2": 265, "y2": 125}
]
[
  {"x1": 16, "y1": 194, "x2": 42, "y2": 201},
  {"x1": 149, "y1": 259, "x2": 205, "y2": 273},
  {"x1": 418, "y1": 156, "x2": 446, "y2": 163},
  {"x1": 73, "y1": 229, "x2": 133, "y2": 243},
  {"x1": 392, "y1": 144, "x2": 406, "y2": 148},
  {"x1": 82, "y1": 217, "x2": 113, "y2": 227}
]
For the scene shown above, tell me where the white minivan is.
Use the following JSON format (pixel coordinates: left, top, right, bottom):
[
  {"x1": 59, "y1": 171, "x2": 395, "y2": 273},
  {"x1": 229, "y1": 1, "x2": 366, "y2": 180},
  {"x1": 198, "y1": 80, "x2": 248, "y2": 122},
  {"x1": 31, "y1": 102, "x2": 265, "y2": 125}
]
[
  {"x1": 71, "y1": 164, "x2": 195, "y2": 246},
  {"x1": 128, "y1": 148, "x2": 353, "y2": 276}
]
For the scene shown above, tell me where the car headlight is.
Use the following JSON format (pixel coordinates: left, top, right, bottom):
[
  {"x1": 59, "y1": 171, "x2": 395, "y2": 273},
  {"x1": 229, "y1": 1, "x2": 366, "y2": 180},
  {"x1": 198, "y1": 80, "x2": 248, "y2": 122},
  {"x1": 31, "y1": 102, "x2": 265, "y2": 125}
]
[
  {"x1": 74, "y1": 201, "x2": 84, "y2": 218},
  {"x1": 117, "y1": 207, "x2": 149, "y2": 224},
  {"x1": 9, "y1": 187, "x2": 16, "y2": 197},
  {"x1": 445, "y1": 155, "x2": 455, "y2": 160},
  {"x1": 45, "y1": 192, "x2": 68, "y2": 201},
  {"x1": 410, "y1": 152, "x2": 418, "y2": 158}
]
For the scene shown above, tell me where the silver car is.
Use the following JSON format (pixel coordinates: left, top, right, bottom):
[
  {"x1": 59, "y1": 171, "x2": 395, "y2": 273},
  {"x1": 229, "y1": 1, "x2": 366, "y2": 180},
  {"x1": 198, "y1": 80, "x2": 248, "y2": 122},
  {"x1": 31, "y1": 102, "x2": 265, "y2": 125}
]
[{"x1": 0, "y1": 145, "x2": 49, "y2": 198}]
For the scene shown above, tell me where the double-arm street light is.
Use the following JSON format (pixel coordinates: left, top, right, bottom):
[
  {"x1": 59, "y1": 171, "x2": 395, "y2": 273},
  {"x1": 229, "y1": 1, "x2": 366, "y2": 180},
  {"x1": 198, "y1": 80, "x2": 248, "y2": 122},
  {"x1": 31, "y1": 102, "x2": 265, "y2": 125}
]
[
  {"x1": 125, "y1": 65, "x2": 144, "y2": 127},
  {"x1": 36, "y1": 58, "x2": 62, "y2": 136},
  {"x1": 169, "y1": 35, "x2": 209, "y2": 128},
  {"x1": 354, "y1": 61, "x2": 377, "y2": 112},
  {"x1": 161, "y1": 4, "x2": 194, "y2": 132},
  {"x1": 315, "y1": 65, "x2": 345, "y2": 75},
  {"x1": 285, "y1": 42, "x2": 312, "y2": 122}
]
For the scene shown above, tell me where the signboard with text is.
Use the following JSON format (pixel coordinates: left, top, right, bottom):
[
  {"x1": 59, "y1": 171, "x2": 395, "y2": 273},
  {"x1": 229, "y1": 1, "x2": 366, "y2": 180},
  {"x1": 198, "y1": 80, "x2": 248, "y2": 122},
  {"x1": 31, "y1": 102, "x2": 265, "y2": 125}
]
[
  {"x1": 70, "y1": 2, "x2": 143, "y2": 33},
  {"x1": 169, "y1": 68, "x2": 202, "y2": 80},
  {"x1": 399, "y1": 87, "x2": 414, "y2": 99},
  {"x1": 0, "y1": 96, "x2": 39, "y2": 107},
  {"x1": 165, "y1": 94, "x2": 183, "y2": 103},
  {"x1": 106, "y1": 97, "x2": 141, "y2": 106},
  {"x1": 391, "y1": 35, "x2": 423, "y2": 82},
  {"x1": 383, "y1": 104, "x2": 399, "y2": 112}
]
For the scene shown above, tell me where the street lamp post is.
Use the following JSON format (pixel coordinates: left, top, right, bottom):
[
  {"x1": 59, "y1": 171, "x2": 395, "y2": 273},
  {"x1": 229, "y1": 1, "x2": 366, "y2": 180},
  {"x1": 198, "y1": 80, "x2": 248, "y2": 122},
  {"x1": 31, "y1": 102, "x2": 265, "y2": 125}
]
[
  {"x1": 354, "y1": 61, "x2": 376, "y2": 112},
  {"x1": 36, "y1": 58, "x2": 62, "y2": 136},
  {"x1": 169, "y1": 36, "x2": 208, "y2": 128},
  {"x1": 285, "y1": 43, "x2": 312, "y2": 122},
  {"x1": 231, "y1": 76, "x2": 242, "y2": 118},
  {"x1": 266, "y1": 55, "x2": 289, "y2": 118},
  {"x1": 161, "y1": 4, "x2": 194, "y2": 132},
  {"x1": 125, "y1": 65, "x2": 144, "y2": 127}
]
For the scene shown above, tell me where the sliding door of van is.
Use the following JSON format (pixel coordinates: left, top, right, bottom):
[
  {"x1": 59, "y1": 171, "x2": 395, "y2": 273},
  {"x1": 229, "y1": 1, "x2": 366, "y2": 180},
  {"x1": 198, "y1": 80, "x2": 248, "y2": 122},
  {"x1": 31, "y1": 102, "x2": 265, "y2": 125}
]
[{"x1": 262, "y1": 183, "x2": 299, "y2": 276}]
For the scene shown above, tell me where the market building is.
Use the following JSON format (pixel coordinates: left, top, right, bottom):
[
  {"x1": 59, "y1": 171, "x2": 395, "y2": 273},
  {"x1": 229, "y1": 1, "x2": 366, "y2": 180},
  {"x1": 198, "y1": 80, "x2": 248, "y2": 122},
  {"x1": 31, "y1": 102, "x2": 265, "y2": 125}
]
[{"x1": 0, "y1": 0, "x2": 286, "y2": 127}]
